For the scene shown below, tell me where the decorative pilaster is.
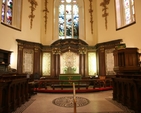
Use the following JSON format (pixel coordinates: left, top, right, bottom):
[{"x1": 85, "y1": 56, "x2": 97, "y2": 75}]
[
  {"x1": 28, "y1": 0, "x2": 38, "y2": 29},
  {"x1": 52, "y1": 47, "x2": 61, "y2": 77},
  {"x1": 79, "y1": 47, "x2": 87, "y2": 77},
  {"x1": 17, "y1": 43, "x2": 24, "y2": 74},
  {"x1": 100, "y1": 0, "x2": 110, "y2": 30}
]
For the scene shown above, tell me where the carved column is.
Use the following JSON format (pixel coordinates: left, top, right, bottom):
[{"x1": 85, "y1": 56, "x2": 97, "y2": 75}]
[
  {"x1": 79, "y1": 54, "x2": 86, "y2": 77},
  {"x1": 51, "y1": 54, "x2": 56, "y2": 77},
  {"x1": 17, "y1": 43, "x2": 23, "y2": 74},
  {"x1": 34, "y1": 46, "x2": 41, "y2": 75},
  {"x1": 51, "y1": 53, "x2": 60, "y2": 77},
  {"x1": 97, "y1": 46, "x2": 106, "y2": 76},
  {"x1": 55, "y1": 54, "x2": 60, "y2": 77},
  {"x1": 84, "y1": 53, "x2": 88, "y2": 77}
]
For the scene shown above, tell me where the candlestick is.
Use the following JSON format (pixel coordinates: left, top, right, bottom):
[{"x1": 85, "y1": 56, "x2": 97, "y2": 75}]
[{"x1": 73, "y1": 82, "x2": 76, "y2": 98}]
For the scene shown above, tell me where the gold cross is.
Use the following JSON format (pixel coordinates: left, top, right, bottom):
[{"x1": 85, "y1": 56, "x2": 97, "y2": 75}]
[{"x1": 68, "y1": 76, "x2": 73, "y2": 84}]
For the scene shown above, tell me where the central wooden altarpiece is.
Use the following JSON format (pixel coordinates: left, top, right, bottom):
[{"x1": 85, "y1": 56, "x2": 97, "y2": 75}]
[{"x1": 16, "y1": 38, "x2": 122, "y2": 78}]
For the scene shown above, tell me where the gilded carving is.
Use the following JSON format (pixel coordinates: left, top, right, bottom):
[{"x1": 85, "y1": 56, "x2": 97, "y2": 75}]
[
  {"x1": 79, "y1": 47, "x2": 87, "y2": 54},
  {"x1": 28, "y1": 0, "x2": 38, "y2": 29},
  {"x1": 52, "y1": 48, "x2": 61, "y2": 54},
  {"x1": 99, "y1": 46, "x2": 105, "y2": 52},
  {"x1": 89, "y1": 0, "x2": 93, "y2": 34},
  {"x1": 43, "y1": 0, "x2": 49, "y2": 33},
  {"x1": 34, "y1": 48, "x2": 38, "y2": 52},
  {"x1": 18, "y1": 42, "x2": 23, "y2": 46},
  {"x1": 100, "y1": 0, "x2": 110, "y2": 29},
  {"x1": 19, "y1": 46, "x2": 23, "y2": 51}
]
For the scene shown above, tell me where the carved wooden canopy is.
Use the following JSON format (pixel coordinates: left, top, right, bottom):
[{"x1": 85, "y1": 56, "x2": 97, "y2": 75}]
[{"x1": 51, "y1": 39, "x2": 88, "y2": 54}]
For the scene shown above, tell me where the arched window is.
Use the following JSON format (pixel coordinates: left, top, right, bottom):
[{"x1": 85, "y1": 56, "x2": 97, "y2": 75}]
[
  {"x1": 54, "y1": 0, "x2": 84, "y2": 39},
  {"x1": 115, "y1": 0, "x2": 135, "y2": 29}
]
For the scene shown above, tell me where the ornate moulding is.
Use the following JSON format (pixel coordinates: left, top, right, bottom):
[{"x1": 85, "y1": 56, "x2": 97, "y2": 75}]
[{"x1": 51, "y1": 39, "x2": 88, "y2": 54}]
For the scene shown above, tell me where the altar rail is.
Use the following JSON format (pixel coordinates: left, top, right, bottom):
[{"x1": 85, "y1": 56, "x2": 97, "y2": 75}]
[{"x1": 34, "y1": 78, "x2": 112, "y2": 90}]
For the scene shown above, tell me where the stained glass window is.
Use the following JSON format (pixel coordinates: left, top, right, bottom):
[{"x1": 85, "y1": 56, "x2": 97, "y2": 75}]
[
  {"x1": 2, "y1": 0, "x2": 5, "y2": 22},
  {"x1": 1, "y1": 0, "x2": 13, "y2": 25},
  {"x1": 1, "y1": 0, "x2": 22, "y2": 30},
  {"x1": 115, "y1": 0, "x2": 135, "y2": 29},
  {"x1": 59, "y1": 0, "x2": 79, "y2": 39},
  {"x1": 6, "y1": 0, "x2": 13, "y2": 25}
]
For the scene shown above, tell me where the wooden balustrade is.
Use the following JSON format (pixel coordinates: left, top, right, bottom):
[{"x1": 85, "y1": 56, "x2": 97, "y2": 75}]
[{"x1": 34, "y1": 78, "x2": 112, "y2": 90}]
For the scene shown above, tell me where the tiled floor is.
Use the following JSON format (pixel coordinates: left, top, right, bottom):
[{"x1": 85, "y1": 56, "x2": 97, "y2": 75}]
[{"x1": 17, "y1": 90, "x2": 134, "y2": 113}]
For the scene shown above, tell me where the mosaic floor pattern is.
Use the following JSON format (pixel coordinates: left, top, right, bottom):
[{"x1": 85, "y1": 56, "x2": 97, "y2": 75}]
[{"x1": 52, "y1": 96, "x2": 90, "y2": 108}]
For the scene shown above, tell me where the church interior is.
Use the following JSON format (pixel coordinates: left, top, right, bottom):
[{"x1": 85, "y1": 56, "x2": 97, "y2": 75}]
[{"x1": 0, "y1": 0, "x2": 141, "y2": 113}]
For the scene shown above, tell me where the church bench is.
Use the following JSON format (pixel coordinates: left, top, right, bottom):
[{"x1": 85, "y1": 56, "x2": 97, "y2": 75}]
[
  {"x1": 0, "y1": 75, "x2": 29, "y2": 113},
  {"x1": 112, "y1": 77, "x2": 141, "y2": 113}
]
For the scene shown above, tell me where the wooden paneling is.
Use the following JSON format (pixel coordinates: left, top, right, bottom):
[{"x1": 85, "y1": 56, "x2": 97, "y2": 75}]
[
  {"x1": 0, "y1": 49, "x2": 12, "y2": 73},
  {"x1": 112, "y1": 77, "x2": 141, "y2": 112},
  {"x1": 16, "y1": 39, "x2": 122, "y2": 78},
  {"x1": 113, "y1": 48, "x2": 140, "y2": 73},
  {"x1": 96, "y1": 39, "x2": 122, "y2": 76},
  {"x1": 0, "y1": 75, "x2": 28, "y2": 113},
  {"x1": 16, "y1": 39, "x2": 42, "y2": 75}
]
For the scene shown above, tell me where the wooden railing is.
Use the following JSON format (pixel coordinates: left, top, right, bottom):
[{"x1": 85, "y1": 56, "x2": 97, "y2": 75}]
[{"x1": 34, "y1": 78, "x2": 112, "y2": 90}]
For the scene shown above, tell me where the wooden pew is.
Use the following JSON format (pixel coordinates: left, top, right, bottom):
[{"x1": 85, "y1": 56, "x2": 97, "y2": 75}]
[
  {"x1": 0, "y1": 75, "x2": 29, "y2": 113},
  {"x1": 0, "y1": 81, "x2": 11, "y2": 113},
  {"x1": 112, "y1": 77, "x2": 141, "y2": 112}
]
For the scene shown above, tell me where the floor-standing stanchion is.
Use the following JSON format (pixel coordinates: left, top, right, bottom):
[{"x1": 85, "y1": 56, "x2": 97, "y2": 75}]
[{"x1": 73, "y1": 82, "x2": 77, "y2": 113}]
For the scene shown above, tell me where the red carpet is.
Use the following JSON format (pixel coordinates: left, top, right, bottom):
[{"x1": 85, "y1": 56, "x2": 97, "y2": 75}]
[{"x1": 34, "y1": 87, "x2": 113, "y2": 93}]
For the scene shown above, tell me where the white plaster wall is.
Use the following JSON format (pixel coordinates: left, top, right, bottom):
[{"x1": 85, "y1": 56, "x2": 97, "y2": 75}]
[
  {"x1": 0, "y1": 0, "x2": 41, "y2": 68},
  {"x1": 97, "y1": 0, "x2": 141, "y2": 50},
  {"x1": 41, "y1": 0, "x2": 98, "y2": 46},
  {"x1": 40, "y1": 0, "x2": 53, "y2": 45},
  {"x1": 0, "y1": 0, "x2": 141, "y2": 69}
]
